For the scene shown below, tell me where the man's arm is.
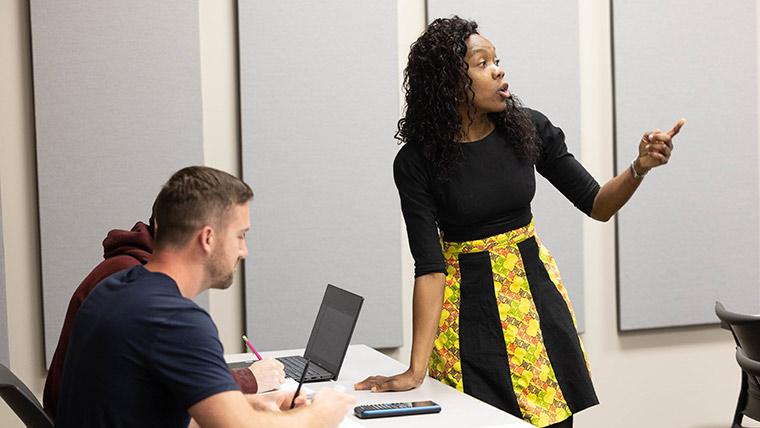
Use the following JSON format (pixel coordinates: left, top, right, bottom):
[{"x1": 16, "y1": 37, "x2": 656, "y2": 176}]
[{"x1": 188, "y1": 388, "x2": 355, "y2": 428}]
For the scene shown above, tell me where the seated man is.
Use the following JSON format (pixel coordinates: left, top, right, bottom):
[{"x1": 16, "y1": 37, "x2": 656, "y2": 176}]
[
  {"x1": 43, "y1": 218, "x2": 284, "y2": 420},
  {"x1": 55, "y1": 166, "x2": 354, "y2": 428}
]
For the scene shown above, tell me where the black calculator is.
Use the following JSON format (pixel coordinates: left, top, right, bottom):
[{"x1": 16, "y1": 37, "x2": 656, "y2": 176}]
[{"x1": 354, "y1": 400, "x2": 442, "y2": 419}]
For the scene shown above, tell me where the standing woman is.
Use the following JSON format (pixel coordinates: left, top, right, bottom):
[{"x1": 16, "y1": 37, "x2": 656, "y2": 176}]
[{"x1": 355, "y1": 16, "x2": 684, "y2": 428}]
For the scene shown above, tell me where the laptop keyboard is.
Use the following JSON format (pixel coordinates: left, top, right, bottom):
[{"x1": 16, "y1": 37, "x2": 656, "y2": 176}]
[{"x1": 278, "y1": 356, "x2": 323, "y2": 379}]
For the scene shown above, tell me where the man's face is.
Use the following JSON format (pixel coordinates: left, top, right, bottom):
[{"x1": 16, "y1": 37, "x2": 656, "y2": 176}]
[{"x1": 207, "y1": 203, "x2": 250, "y2": 290}]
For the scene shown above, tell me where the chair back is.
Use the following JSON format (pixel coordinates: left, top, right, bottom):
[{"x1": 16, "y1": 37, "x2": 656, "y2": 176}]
[
  {"x1": 716, "y1": 302, "x2": 760, "y2": 359},
  {"x1": 736, "y1": 347, "x2": 760, "y2": 421},
  {"x1": 737, "y1": 347, "x2": 760, "y2": 376},
  {"x1": 0, "y1": 363, "x2": 54, "y2": 428}
]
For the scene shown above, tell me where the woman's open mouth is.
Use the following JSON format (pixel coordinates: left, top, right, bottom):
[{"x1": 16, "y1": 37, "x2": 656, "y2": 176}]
[{"x1": 498, "y1": 82, "x2": 510, "y2": 99}]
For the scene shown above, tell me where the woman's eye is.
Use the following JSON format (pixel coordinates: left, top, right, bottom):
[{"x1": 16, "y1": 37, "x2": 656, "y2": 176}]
[
  {"x1": 495, "y1": 59, "x2": 500, "y2": 66},
  {"x1": 478, "y1": 61, "x2": 486, "y2": 67}
]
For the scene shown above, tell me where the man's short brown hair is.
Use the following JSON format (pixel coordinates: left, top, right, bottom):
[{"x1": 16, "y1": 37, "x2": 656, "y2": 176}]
[{"x1": 152, "y1": 166, "x2": 253, "y2": 249}]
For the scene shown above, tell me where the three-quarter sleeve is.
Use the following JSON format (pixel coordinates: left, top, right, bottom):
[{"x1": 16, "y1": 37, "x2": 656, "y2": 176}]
[
  {"x1": 393, "y1": 145, "x2": 447, "y2": 277},
  {"x1": 531, "y1": 109, "x2": 600, "y2": 216}
]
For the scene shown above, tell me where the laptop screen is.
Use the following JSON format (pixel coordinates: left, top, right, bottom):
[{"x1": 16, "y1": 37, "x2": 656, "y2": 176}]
[{"x1": 303, "y1": 284, "x2": 363, "y2": 378}]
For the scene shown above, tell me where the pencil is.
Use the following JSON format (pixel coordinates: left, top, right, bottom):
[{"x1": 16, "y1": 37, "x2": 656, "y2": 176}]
[
  {"x1": 290, "y1": 359, "x2": 310, "y2": 409},
  {"x1": 242, "y1": 335, "x2": 262, "y2": 361}
]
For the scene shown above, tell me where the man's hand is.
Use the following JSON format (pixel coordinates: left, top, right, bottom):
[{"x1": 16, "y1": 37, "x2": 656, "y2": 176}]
[
  {"x1": 248, "y1": 357, "x2": 286, "y2": 392},
  {"x1": 244, "y1": 389, "x2": 306, "y2": 412},
  {"x1": 189, "y1": 387, "x2": 354, "y2": 428},
  {"x1": 308, "y1": 388, "x2": 357, "y2": 428}
]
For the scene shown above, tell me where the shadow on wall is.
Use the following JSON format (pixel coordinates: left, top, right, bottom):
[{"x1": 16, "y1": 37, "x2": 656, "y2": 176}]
[{"x1": 617, "y1": 323, "x2": 731, "y2": 351}]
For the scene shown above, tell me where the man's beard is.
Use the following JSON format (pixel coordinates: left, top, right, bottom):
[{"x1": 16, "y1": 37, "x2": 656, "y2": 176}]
[{"x1": 207, "y1": 253, "x2": 235, "y2": 290}]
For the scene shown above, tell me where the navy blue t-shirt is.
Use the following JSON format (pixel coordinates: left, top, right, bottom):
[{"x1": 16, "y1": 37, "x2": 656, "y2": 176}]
[{"x1": 55, "y1": 265, "x2": 239, "y2": 428}]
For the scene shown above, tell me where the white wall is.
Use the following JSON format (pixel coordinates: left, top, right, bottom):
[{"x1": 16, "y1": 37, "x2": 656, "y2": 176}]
[
  {"x1": 573, "y1": 2, "x2": 742, "y2": 426},
  {"x1": 1, "y1": 1, "x2": 45, "y2": 426},
  {"x1": 0, "y1": 0, "x2": 746, "y2": 427}
]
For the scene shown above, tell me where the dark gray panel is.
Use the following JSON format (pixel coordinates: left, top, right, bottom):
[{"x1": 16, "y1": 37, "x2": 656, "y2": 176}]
[
  {"x1": 613, "y1": 0, "x2": 759, "y2": 329},
  {"x1": 30, "y1": 0, "x2": 205, "y2": 366},
  {"x1": 0, "y1": 187, "x2": 8, "y2": 366},
  {"x1": 239, "y1": 1, "x2": 401, "y2": 350},
  {"x1": 427, "y1": 1, "x2": 586, "y2": 331}
]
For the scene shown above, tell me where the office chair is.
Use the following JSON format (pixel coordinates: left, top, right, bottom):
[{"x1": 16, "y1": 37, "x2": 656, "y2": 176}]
[
  {"x1": 736, "y1": 347, "x2": 760, "y2": 425},
  {"x1": 715, "y1": 301, "x2": 760, "y2": 427},
  {"x1": 0, "y1": 363, "x2": 53, "y2": 428}
]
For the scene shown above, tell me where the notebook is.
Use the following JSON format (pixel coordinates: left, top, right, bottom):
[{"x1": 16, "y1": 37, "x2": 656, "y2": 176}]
[{"x1": 230, "y1": 284, "x2": 364, "y2": 382}]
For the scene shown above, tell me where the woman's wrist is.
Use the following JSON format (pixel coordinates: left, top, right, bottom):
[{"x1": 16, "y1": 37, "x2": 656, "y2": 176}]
[
  {"x1": 631, "y1": 158, "x2": 650, "y2": 179},
  {"x1": 405, "y1": 365, "x2": 428, "y2": 384},
  {"x1": 408, "y1": 342, "x2": 433, "y2": 380}
]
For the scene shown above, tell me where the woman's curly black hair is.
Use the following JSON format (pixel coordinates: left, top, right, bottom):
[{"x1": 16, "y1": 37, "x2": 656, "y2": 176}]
[{"x1": 396, "y1": 16, "x2": 542, "y2": 181}]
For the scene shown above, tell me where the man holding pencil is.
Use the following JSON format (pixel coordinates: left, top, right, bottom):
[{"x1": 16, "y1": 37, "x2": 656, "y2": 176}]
[
  {"x1": 43, "y1": 219, "x2": 286, "y2": 422},
  {"x1": 55, "y1": 166, "x2": 355, "y2": 428}
]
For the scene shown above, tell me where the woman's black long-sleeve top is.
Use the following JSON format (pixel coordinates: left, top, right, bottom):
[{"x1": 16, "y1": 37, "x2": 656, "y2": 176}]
[{"x1": 393, "y1": 108, "x2": 601, "y2": 277}]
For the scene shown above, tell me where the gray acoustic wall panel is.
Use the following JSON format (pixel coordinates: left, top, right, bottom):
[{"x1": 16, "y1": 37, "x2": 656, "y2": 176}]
[
  {"x1": 0, "y1": 189, "x2": 8, "y2": 366},
  {"x1": 30, "y1": 0, "x2": 205, "y2": 366},
  {"x1": 613, "y1": 0, "x2": 759, "y2": 329},
  {"x1": 428, "y1": 1, "x2": 586, "y2": 331},
  {"x1": 239, "y1": 1, "x2": 401, "y2": 350}
]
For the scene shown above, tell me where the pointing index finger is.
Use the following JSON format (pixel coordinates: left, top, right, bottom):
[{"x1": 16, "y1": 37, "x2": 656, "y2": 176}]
[{"x1": 667, "y1": 118, "x2": 686, "y2": 137}]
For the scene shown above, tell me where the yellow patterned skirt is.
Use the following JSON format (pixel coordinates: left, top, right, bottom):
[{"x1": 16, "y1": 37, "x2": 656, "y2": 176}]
[{"x1": 429, "y1": 219, "x2": 598, "y2": 427}]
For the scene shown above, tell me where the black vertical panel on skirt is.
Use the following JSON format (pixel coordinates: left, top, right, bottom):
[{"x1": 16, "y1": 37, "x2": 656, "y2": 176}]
[
  {"x1": 517, "y1": 236, "x2": 598, "y2": 412},
  {"x1": 458, "y1": 251, "x2": 522, "y2": 418}
]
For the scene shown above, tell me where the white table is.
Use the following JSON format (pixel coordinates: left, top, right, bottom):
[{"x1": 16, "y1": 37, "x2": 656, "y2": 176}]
[{"x1": 226, "y1": 344, "x2": 533, "y2": 427}]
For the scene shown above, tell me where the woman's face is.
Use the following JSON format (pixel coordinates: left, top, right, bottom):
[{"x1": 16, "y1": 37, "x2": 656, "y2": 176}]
[{"x1": 462, "y1": 34, "x2": 510, "y2": 114}]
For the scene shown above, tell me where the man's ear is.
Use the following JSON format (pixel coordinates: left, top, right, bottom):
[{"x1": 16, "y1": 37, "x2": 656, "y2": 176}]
[{"x1": 199, "y1": 225, "x2": 214, "y2": 254}]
